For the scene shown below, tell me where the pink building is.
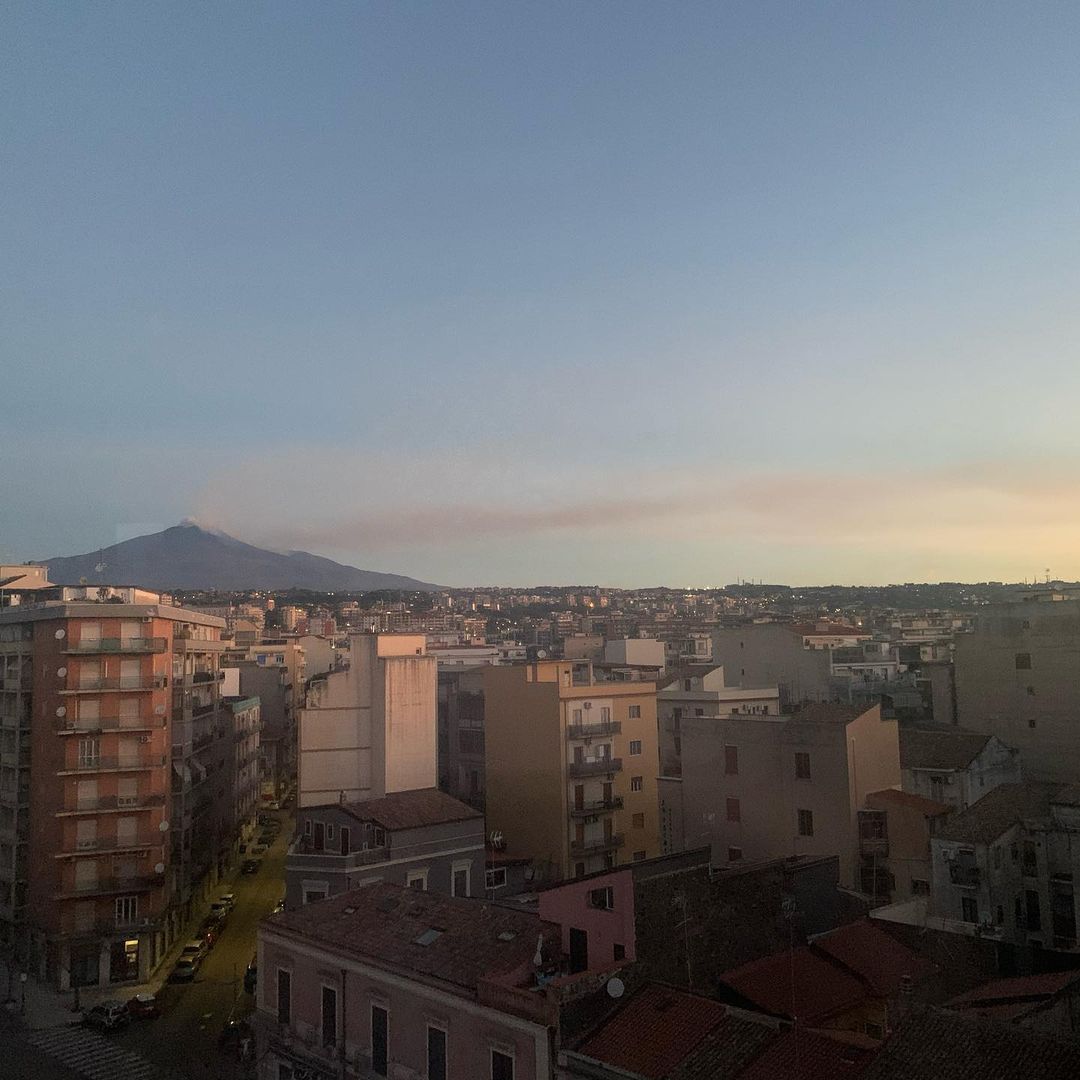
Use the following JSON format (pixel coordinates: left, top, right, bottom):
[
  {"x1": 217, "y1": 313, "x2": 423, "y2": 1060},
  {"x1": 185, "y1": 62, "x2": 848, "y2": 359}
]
[
  {"x1": 256, "y1": 884, "x2": 563, "y2": 1080},
  {"x1": 537, "y1": 868, "x2": 637, "y2": 973}
]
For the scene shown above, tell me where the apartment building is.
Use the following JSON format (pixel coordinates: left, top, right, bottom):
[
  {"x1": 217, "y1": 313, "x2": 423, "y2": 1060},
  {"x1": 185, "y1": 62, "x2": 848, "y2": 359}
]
[
  {"x1": 678, "y1": 703, "x2": 900, "y2": 889},
  {"x1": 297, "y1": 634, "x2": 436, "y2": 808},
  {"x1": 656, "y1": 666, "x2": 780, "y2": 776},
  {"x1": 255, "y1": 884, "x2": 563, "y2": 1080},
  {"x1": 223, "y1": 695, "x2": 261, "y2": 855},
  {"x1": 900, "y1": 726, "x2": 1022, "y2": 810},
  {"x1": 284, "y1": 788, "x2": 484, "y2": 908},
  {"x1": 484, "y1": 660, "x2": 660, "y2": 882},
  {"x1": 0, "y1": 595, "x2": 226, "y2": 989},
  {"x1": 955, "y1": 595, "x2": 1080, "y2": 782},
  {"x1": 437, "y1": 665, "x2": 486, "y2": 809}
]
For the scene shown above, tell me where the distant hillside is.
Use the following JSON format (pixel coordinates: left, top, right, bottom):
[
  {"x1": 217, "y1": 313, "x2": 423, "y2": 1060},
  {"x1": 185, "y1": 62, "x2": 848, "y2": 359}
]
[{"x1": 44, "y1": 524, "x2": 439, "y2": 592}]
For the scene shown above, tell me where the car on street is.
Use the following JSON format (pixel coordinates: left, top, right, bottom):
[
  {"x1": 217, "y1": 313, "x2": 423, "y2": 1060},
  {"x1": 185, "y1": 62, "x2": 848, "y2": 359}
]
[
  {"x1": 209, "y1": 900, "x2": 230, "y2": 920},
  {"x1": 126, "y1": 993, "x2": 160, "y2": 1020},
  {"x1": 241, "y1": 858, "x2": 261, "y2": 874},
  {"x1": 181, "y1": 938, "x2": 209, "y2": 963},
  {"x1": 243, "y1": 955, "x2": 257, "y2": 994},
  {"x1": 218, "y1": 893, "x2": 236, "y2": 911},
  {"x1": 168, "y1": 957, "x2": 199, "y2": 983},
  {"x1": 84, "y1": 1001, "x2": 131, "y2": 1031}
]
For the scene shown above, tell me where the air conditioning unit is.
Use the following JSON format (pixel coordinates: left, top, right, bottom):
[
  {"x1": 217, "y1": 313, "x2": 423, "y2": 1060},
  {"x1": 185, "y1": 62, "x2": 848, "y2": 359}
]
[
  {"x1": 76, "y1": 839, "x2": 96, "y2": 850},
  {"x1": 118, "y1": 796, "x2": 137, "y2": 807},
  {"x1": 138, "y1": 735, "x2": 151, "y2": 744}
]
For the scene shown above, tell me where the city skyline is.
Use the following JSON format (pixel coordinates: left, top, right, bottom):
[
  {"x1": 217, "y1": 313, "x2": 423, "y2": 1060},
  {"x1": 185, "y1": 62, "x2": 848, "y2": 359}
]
[{"x1": 7, "y1": 4, "x2": 1080, "y2": 584}]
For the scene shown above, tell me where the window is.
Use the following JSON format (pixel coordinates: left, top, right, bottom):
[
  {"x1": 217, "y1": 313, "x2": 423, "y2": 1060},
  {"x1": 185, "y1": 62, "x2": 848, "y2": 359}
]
[
  {"x1": 276, "y1": 969, "x2": 291, "y2": 1025},
  {"x1": 572, "y1": 709, "x2": 582, "y2": 724},
  {"x1": 633, "y1": 850, "x2": 646, "y2": 861},
  {"x1": 303, "y1": 885, "x2": 328, "y2": 905},
  {"x1": 613, "y1": 943, "x2": 625, "y2": 961},
  {"x1": 589, "y1": 886, "x2": 614, "y2": 910},
  {"x1": 1029, "y1": 717, "x2": 1037, "y2": 729},
  {"x1": 406, "y1": 869, "x2": 428, "y2": 890},
  {"x1": 303, "y1": 819, "x2": 311, "y2": 835},
  {"x1": 321, "y1": 985, "x2": 337, "y2": 1047},
  {"x1": 575, "y1": 862, "x2": 586, "y2": 878},
  {"x1": 1026, "y1": 890, "x2": 1042, "y2": 931},
  {"x1": 451, "y1": 862, "x2": 470, "y2": 898},
  {"x1": 683, "y1": 679, "x2": 692, "y2": 691},
  {"x1": 485, "y1": 867, "x2": 507, "y2": 890},
  {"x1": 1016, "y1": 653, "x2": 1032, "y2": 670},
  {"x1": 627, "y1": 775, "x2": 643, "y2": 793},
  {"x1": 492, "y1": 1049, "x2": 515, "y2": 1080},
  {"x1": 371, "y1": 1005, "x2": 388, "y2": 1076},
  {"x1": 694, "y1": 708, "x2": 704, "y2": 717},
  {"x1": 962, "y1": 896, "x2": 978, "y2": 923},
  {"x1": 724, "y1": 745, "x2": 738, "y2": 775},
  {"x1": 115, "y1": 895, "x2": 138, "y2": 926},
  {"x1": 628, "y1": 705, "x2": 641, "y2": 718},
  {"x1": 795, "y1": 752, "x2": 811, "y2": 780},
  {"x1": 600, "y1": 707, "x2": 611, "y2": 723},
  {"x1": 632, "y1": 812, "x2": 645, "y2": 828},
  {"x1": 911, "y1": 879, "x2": 930, "y2": 896},
  {"x1": 797, "y1": 809, "x2": 814, "y2": 837},
  {"x1": 726, "y1": 798, "x2": 741, "y2": 822},
  {"x1": 326, "y1": 823, "x2": 335, "y2": 840},
  {"x1": 728, "y1": 846, "x2": 743, "y2": 862},
  {"x1": 629, "y1": 739, "x2": 642, "y2": 756},
  {"x1": 427, "y1": 1026, "x2": 447, "y2": 1080}
]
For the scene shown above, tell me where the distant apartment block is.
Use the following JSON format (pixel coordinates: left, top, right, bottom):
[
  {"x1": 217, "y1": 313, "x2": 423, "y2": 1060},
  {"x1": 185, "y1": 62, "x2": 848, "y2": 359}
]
[
  {"x1": 900, "y1": 726, "x2": 1022, "y2": 810},
  {"x1": 284, "y1": 788, "x2": 484, "y2": 909},
  {"x1": 0, "y1": 595, "x2": 228, "y2": 989},
  {"x1": 484, "y1": 660, "x2": 661, "y2": 882},
  {"x1": 676, "y1": 703, "x2": 900, "y2": 889},
  {"x1": 955, "y1": 595, "x2": 1080, "y2": 782},
  {"x1": 437, "y1": 665, "x2": 486, "y2": 809},
  {"x1": 298, "y1": 634, "x2": 436, "y2": 807}
]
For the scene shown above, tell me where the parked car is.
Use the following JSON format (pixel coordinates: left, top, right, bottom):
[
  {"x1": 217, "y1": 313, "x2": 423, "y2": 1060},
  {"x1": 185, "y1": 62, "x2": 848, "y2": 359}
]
[
  {"x1": 218, "y1": 893, "x2": 236, "y2": 911},
  {"x1": 126, "y1": 993, "x2": 160, "y2": 1020},
  {"x1": 241, "y1": 858, "x2": 261, "y2": 875},
  {"x1": 208, "y1": 901, "x2": 230, "y2": 923},
  {"x1": 180, "y1": 938, "x2": 208, "y2": 964},
  {"x1": 84, "y1": 1001, "x2": 131, "y2": 1031},
  {"x1": 243, "y1": 955, "x2": 257, "y2": 994},
  {"x1": 168, "y1": 958, "x2": 199, "y2": 983}
]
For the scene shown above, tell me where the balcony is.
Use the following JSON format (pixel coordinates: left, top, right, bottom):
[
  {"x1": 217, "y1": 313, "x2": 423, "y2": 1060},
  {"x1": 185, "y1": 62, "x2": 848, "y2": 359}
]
[
  {"x1": 56, "y1": 715, "x2": 164, "y2": 734},
  {"x1": 60, "y1": 675, "x2": 167, "y2": 693},
  {"x1": 568, "y1": 757, "x2": 623, "y2": 779},
  {"x1": 58, "y1": 915, "x2": 161, "y2": 939},
  {"x1": 569, "y1": 796, "x2": 624, "y2": 819},
  {"x1": 58, "y1": 755, "x2": 167, "y2": 775},
  {"x1": 56, "y1": 874, "x2": 165, "y2": 900},
  {"x1": 288, "y1": 836, "x2": 391, "y2": 868},
  {"x1": 65, "y1": 638, "x2": 166, "y2": 655},
  {"x1": 948, "y1": 863, "x2": 981, "y2": 888},
  {"x1": 567, "y1": 721, "x2": 621, "y2": 740},
  {"x1": 58, "y1": 835, "x2": 161, "y2": 857},
  {"x1": 571, "y1": 833, "x2": 625, "y2": 856},
  {"x1": 57, "y1": 794, "x2": 166, "y2": 815}
]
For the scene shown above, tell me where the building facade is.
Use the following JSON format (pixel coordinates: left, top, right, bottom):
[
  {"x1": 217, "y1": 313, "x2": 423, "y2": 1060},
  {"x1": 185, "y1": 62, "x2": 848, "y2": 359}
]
[{"x1": 484, "y1": 661, "x2": 661, "y2": 882}]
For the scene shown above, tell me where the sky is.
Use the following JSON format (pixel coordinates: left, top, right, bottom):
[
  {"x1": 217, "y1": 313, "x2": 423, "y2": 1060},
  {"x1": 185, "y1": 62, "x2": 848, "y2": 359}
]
[{"x1": 5, "y1": 2, "x2": 1080, "y2": 587}]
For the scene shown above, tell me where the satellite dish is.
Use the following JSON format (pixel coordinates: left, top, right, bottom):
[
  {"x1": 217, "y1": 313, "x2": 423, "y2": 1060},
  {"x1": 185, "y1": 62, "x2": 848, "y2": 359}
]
[
  {"x1": 159, "y1": 820, "x2": 169, "y2": 832},
  {"x1": 56, "y1": 707, "x2": 66, "y2": 718},
  {"x1": 607, "y1": 977, "x2": 626, "y2": 999},
  {"x1": 56, "y1": 667, "x2": 67, "y2": 678},
  {"x1": 154, "y1": 862, "x2": 165, "y2": 874},
  {"x1": 54, "y1": 629, "x2": 66, "y2": 640},
  {"x1": 95, "y1": 563, "x2": 106, "y2": 574}
]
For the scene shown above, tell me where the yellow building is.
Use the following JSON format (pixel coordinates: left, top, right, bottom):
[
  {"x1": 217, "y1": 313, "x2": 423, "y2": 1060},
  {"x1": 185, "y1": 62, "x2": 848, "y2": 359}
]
[{"x1": 484, "y1": 660, "x2": 660, "y2": 881}]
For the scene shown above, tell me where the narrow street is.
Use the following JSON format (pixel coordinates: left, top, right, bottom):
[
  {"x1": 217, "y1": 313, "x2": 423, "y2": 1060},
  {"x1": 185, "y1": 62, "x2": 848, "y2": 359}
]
[{"x1": 116, "y1": 816, "x2": 291, "y2": 1079}]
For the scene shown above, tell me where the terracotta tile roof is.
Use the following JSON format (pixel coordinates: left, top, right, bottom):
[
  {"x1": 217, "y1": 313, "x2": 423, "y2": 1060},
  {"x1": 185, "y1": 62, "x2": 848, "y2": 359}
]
[
  {"x1": 898, "y1": 726, "x2": 994, "y2": 771},
  {"x1": 266, "y1": 883, "x2": 556, "y2": 992},
  {"x1": 934, "y1": 782, "x2": 1063, "y2": 845},
  {"x1": 812, "y1": 920, "x2": 937, "y2": 997},
  {"x1": 736, "y1": 1026, "x2": 876, "y2": 1080},
  {"x1": 576, "y1": 984, "x2": 770, "y2": 1080},
  {"x1": 947, "y1": 969, "x2": 1080, "y2": 1017},
  {"x1": 860, "y1": 1005, "x2": 1080, "y2": 1079},
  {"x1": 336, "y1": 787, "x2": 483, "y2": 831},
  {"x1": 671, "y1": 1014, "x2": 778, "y2": 1080},
  {"x1": 865, "y1": 789, "x2": 952, "y2": 817},
  {"x1": 719, "y1": 947, "x2": 869, "y2": 1023}
]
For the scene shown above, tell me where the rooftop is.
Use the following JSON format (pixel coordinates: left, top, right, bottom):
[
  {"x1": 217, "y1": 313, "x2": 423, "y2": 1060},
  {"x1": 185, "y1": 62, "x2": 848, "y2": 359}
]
[
  {"x1": 266, "y1": 883, "x2": 557, "y2": 993},
  {"x1": 331, "y1": 788, "x2": 483, "y2": 831},
  {"x1": 788, "y1": 703, "x2": 870, "y2": 726},
  {"x1": 946, "y1": 970, "x2": 1080, "y2": 1021},
  {"x1": 734, "y1": 1026, "x2": 877, "y2": 1080},
  {"x1": 865, "y1": 788, "x2": 952, "y2": 817},
  {"x1": 934, "y1": 782, "x2": 1064, "y2": 845},
  {"x1": 811, "y1": 920, "x2": 937, "y2": 997},
  {"x1": 899, "y1": 726, "x2": 998, "y2": 771}
]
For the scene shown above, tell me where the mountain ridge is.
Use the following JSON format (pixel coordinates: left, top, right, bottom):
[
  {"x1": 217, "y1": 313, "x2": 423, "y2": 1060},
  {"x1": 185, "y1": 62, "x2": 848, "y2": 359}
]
[{"x1": 43, "y1": 524, "x2": 439, "y2": 592}]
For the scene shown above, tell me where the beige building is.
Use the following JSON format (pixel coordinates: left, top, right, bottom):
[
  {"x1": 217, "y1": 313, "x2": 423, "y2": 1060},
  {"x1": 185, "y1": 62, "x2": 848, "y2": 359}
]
[
  {"x1": 678, "y1": 703, "x2": 900, "y2": 889},
  {"x1": 955, "y1": 595, "x2": 1080, "y2": 782},
  {"x1": 484, "y1": 660, "x2": 661, "y2": 881},
  {"x1": 297, "y1": 634, "x2": 436, "y2": 807}
]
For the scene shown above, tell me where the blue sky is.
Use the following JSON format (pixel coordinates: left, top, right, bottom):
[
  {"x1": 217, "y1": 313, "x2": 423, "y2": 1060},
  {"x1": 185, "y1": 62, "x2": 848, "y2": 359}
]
[{"x1": 5, "y1": 2, "x2": 1080, "y2": 585}]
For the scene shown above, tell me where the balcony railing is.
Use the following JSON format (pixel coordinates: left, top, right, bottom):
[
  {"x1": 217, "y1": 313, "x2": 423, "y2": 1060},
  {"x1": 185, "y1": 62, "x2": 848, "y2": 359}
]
[
  {"x1": 58, "y1": 793, "x2": 166, "y2": 814},
  {"x1": 567, "y1": 721, "x2": 621, "y2": 740},
  {"x1": 56, "y1": 874, "x2": 165, "y2": 900},
  {"x1": 56, "y1": 715, "x2": 164, "y2": 734},
  {"x1": 59, "y1": 835, "x2": 161, "y2": 856},
  {"x1": 61, "y1": 675, "x2": 167, "y2": 693},
  {"x1": 948, "y1": 863, "x2": 980, "y2": 888},
  {"x1": 570, "y1": 833, "x2": 625, "y2": 856},
  {"x1": 569, "y1": 796, "x2": 624, "y2": 818},
  {"x1": 859, "y1": 836, "x2": 889, "y2": 857},
  {"x1": 59, "y1": 915, "x2": 161, "y2": 939},
  {"x1": 568, "y1": 758, "x2": 623, "y2": 779},
  {"x1": 65, "y1": 638, "x2": 167, "y2": 655},
  {"x1": 59, "y1": 755, "x2": 167, "y2": 774},
  {"x1": 288, "y1": 836, "x2": 391, "y2": 867}
]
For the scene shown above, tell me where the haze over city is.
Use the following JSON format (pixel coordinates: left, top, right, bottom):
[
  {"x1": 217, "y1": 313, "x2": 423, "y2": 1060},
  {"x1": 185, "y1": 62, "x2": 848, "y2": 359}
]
[{"x1": 6, "y1": 2, "x2": 1080, "y2": 585}]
